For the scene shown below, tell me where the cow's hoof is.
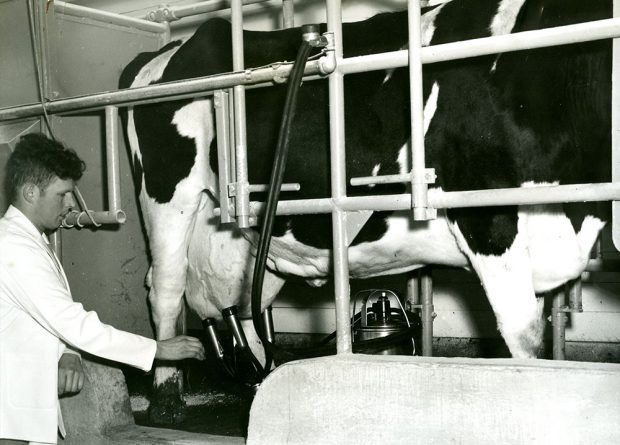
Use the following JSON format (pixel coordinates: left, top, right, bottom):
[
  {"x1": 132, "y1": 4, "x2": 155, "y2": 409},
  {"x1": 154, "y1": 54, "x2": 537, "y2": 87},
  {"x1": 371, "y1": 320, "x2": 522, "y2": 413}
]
[
  {"x1": 148, "y1": 395, "x2": 187, "y2": 425},
  {"x1": 148, "y1": 381, "x2": 187, "y2": 425}
]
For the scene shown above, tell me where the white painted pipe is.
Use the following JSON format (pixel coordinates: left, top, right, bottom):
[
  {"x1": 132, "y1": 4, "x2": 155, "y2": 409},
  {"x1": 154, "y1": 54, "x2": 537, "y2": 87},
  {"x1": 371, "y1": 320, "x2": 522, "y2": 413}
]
[
  {"x1": 326, "y1": 0, "x2": 352, "y2": 355},
  {"x1": 145, "y1": 0, "x2": 272, "y2": 22},
  {"x1": 408, "y1": 0, "x2": 430, "y2": 221},
  {"x1": 54, "y1": 1, "x2": 167, "y2": 33},
  {"x1": 282, "y1": 0, "x2": 295, "y2": 28},
  {"x1": 0, "y1": 60, "x2": 327, "y2": 121},
  {"x1": 213, "y1": 182, "x2": 620, "y2": 217},
  {"x1": 105, "y1": 106, "x2": 121, "y2": 213},
  {"x1": 340, "y1": 17, "x2": 620, "y2": 75},
  {"x1": 231, "y1": 0, "x2": 251, "y2": 228}
]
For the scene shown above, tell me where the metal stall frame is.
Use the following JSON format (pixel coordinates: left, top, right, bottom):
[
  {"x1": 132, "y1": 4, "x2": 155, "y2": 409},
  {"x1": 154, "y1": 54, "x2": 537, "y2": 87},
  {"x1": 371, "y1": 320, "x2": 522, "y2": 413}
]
[{"x1": 1, "y1": 1, "x2": 620, "y2": 357}]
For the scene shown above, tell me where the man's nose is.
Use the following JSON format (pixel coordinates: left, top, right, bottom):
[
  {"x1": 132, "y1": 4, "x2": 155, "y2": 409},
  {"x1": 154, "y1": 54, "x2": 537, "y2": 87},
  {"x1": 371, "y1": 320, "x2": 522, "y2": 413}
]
[{"x1": 64, "y1": 193, "x2": 76, "y2": 210}]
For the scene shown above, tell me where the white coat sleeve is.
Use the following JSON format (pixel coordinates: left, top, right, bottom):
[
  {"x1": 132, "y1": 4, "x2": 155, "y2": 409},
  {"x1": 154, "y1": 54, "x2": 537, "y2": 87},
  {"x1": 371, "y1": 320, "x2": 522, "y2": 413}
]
[{"x1": 0, "y1": 242, "x2": 157, "y2": 372}]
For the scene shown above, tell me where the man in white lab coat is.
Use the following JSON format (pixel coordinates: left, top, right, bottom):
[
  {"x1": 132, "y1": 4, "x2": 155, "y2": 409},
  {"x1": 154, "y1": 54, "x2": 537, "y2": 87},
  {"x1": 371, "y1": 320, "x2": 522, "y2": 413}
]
[{"x1": 0, "y1": 133, "x2": 205, "y2": 445}]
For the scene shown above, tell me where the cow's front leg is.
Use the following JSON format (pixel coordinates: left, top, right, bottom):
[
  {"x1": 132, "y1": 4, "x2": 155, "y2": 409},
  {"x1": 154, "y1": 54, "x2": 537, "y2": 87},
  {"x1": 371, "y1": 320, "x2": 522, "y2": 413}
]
[
  {"x1": 147, "y1": 270, "x2": 187, "y2": 425},
  {"x1": 144, "y1": 196, "x2": 202, "y2": 425},
  {"x1": 452, "y1": 220, "x2": 545, "y2": 358}
]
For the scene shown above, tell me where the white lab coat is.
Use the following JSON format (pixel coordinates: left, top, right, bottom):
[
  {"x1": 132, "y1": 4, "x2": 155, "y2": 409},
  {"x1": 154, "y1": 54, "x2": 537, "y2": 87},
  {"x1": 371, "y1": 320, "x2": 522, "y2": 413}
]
[{"x1": 0, "y1": 206, "x2": 157, "y2": 444}]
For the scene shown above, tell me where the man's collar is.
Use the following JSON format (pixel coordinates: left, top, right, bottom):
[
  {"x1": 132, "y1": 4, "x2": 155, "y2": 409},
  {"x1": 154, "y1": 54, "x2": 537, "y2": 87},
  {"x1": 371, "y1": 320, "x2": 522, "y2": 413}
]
[{"x1": 4, "y1": 205, "x2": 47, "y2": 241}]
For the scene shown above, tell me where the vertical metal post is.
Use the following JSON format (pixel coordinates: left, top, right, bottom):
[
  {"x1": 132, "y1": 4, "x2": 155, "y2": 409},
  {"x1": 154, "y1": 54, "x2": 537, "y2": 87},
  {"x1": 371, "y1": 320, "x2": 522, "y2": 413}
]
[
  {"x1": 421, "y1": 268, "x2": 434, "y2": 356},
  {"x1": 326, "y1": 0, "x2": 352, "y2": 355},
  {"x1": 406, "y1": 273, "x2": 420, "y2": 308},
  {"x1": 408, "y1": 0, "x2": 432, "y2": 221},
  {"x1": 552, "y1": 291, "x2": 567, "y2": 360},
  {"x1": 105, "y1": 106, "x2": 121, "y2": 213},
  {"x1": 282, "y1": 0, "x2": 294, "y2": 28},
  {"x1": 613, "y1": 0, "x2": 620, "y2": 251},
  {"x1": 214, "y1": 90, "x2": 235, "y2": 223},
  {"x1": 231, "y1": 0, "x2": 251, "y2": 228}
]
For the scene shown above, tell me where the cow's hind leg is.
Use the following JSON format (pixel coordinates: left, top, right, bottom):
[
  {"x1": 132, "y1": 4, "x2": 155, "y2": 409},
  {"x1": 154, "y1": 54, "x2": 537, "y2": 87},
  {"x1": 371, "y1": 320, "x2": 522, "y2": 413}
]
[{"x1": 452, "y1": 217, "x2": 545, "y2": 358}]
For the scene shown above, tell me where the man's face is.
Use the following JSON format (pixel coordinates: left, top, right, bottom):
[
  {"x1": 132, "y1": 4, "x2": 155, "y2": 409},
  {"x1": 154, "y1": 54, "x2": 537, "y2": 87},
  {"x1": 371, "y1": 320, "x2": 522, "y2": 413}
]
[{"x1": 32, "y1": 177, "x2": 76, "y2": 233}]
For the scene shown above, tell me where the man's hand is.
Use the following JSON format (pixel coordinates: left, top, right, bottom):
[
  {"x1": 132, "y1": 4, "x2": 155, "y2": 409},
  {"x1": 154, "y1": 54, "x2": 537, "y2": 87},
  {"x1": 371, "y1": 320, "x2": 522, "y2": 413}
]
[
  {"x1": 155, "y1": 335, "x2": 205, "y2": 361},
  {"x1": 58, "y1": 353, "x2": 84, "y2": 396}
]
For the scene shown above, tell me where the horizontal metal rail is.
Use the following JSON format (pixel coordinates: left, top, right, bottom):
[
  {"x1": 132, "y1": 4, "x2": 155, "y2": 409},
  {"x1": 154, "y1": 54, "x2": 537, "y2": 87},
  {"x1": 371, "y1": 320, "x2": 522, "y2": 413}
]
[
  {"x1": 340, "y1": 17, "x2": 620, "y2": 74},
  {"x1": 54, "y1": 1, "x2": 168, "y2": 33},
  {"x1": 0, "y1": 60, "x2": 328, "y2": 121},
  {"x1": 145, "y1": 0, "x2": 272, "y2": 22},
  {"x1": 215, "y1": 182, "x2": 620, "y2": 217}
]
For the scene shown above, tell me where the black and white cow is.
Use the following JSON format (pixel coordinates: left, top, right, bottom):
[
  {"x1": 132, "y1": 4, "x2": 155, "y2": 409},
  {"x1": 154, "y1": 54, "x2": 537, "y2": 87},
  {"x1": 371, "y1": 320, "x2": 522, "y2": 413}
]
[{"x1": 120, "y1": 0, "x2": 610, "y2": 422}]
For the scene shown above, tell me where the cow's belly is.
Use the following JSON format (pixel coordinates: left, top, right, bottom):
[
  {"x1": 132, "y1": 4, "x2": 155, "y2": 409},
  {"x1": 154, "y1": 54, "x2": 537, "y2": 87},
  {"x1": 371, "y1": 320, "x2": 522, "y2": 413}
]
[{"x1": 263, "y1": 211, "x2": 469, "y2": 278}]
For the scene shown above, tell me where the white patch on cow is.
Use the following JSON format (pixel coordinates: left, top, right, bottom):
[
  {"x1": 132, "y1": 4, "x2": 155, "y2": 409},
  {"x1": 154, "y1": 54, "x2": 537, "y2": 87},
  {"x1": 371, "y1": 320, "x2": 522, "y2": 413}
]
[
  {"x1": 126, "y1": 45, "x2": 182, "y2": 166},
  {"x1": 422, "y1": 2, "x2": 448, "y2": 44},
  {"x1": 489, "y1": 0, "x2": 527, "y2": 36},
  {"x1": 426, "y1": 0, "x2": 452, "y2": 6},
  {"x1": 383, "y1": 4, "x2": 448, "y2": 84},
  {"x1": 367, "y1": 164, "x2": 381, "y2": 188},
  {"x1": 397, "y1": 81, "x2": 440, "y2": 175},
  {"x1": 518, "y1": 182, "x2": 605, "y2": 293}
]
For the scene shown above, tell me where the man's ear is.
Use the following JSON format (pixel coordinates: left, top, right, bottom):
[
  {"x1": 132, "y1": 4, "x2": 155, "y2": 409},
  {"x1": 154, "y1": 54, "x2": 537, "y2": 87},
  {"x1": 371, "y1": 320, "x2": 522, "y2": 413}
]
[{"x1": 22, "y1": 183, "x2": 39, "y2": 204}]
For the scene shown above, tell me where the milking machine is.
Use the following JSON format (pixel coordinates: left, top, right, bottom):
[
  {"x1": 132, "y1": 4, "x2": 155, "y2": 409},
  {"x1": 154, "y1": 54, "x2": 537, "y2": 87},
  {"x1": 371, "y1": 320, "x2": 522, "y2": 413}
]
[
  {"x1": 352, "y1": 289, "x2": 417, "y2": 356},
  {"x1": 202, "y1": 24, "x2": 419, "y2": 390}
]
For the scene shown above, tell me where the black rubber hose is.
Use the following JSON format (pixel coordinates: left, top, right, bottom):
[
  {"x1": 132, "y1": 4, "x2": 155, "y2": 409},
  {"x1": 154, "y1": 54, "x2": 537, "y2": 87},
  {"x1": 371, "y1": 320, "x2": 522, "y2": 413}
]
[{"x1": 251, "y1": 39, "x2": 313, "y2": 376}]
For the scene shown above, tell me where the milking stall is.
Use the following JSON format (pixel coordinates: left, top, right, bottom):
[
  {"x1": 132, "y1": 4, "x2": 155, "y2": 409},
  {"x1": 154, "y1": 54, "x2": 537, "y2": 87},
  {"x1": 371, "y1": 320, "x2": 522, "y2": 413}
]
[{"x1": 2, "y1": 0, "x2": 620, "y2": 443}]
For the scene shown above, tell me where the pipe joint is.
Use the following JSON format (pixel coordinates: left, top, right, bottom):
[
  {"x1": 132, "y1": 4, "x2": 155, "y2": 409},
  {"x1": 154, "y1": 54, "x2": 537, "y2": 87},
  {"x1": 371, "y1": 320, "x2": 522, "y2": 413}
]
[{"x1": 318, "y1": 32, "x2": 337, "y2": 75}]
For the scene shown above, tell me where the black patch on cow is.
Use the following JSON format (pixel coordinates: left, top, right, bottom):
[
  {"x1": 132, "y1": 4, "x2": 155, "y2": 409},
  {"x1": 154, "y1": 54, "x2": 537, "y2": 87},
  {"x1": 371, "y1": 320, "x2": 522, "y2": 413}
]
[{"x1": 133, "y1": 99, "x2": 197, "y2": 203}]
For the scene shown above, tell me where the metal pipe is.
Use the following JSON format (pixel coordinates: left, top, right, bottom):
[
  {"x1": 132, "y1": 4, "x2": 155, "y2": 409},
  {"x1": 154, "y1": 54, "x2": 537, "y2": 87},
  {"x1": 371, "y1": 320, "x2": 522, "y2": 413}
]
[
  {"x1": 408, "y1": 0, "x2": 431, "y2": 221},
  {"x1": 214, "y1": 182, "x2": 620, "y2": 217},
  {"x1": 54, "y1": 1, "x2": 168, "y2": 33},
  {"x1": 231, "y1": 0, "x2": 251, "y2": 228},
  {"x1": 566, "y1": 278, "x2": 583, "y2": 312},
  {"x1": 326, "y1": 0, "x2": 352, "y2": 355},
  {"x1": 146, "y1": 0, "x2": 272, "y2": 22},
  {"x1": 614, "y1": 0, "x2": 620, "y2": 251},
  {"x1": 282, "y1": 0, "x2": 295, "y2": 28},
  {"x1": 340, "y1": 17, "x2": 620, "y2": 75},
  {"x1": 0, "y1": 61, "x2": 326, "y2": 122},
  {"x1": 420, "y1": 269, "x2": 433, "y2": 356},
  {"x1": 552, "y1": 291, "x2": 567, "y2": 360},
  {"x1": 63, "y1": 210, "x2": 127, "y2": 227},
  {"x1": 105, "y1": 106, "x2": 121, "y2": 212}
]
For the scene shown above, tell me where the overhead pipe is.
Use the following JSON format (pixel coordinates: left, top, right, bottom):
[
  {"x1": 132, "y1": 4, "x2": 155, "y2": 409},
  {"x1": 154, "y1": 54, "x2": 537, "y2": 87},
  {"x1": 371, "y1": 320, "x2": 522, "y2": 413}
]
[
  {"x1": 145, "y1": 0, "x2": 271, "y2": 22},
  {"x1": 62, "y1": 106, "x2": 127, "y2": 227},
  {"x1": 54, "y1": 1, "x2": 168, "y2": 33}
]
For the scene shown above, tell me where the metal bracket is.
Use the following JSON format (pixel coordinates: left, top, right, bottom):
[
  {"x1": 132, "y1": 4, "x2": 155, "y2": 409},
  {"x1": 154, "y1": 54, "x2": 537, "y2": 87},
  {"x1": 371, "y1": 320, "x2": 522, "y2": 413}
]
[{"x1": 146, "y1": 6, "x2": 179, "y2": 23}]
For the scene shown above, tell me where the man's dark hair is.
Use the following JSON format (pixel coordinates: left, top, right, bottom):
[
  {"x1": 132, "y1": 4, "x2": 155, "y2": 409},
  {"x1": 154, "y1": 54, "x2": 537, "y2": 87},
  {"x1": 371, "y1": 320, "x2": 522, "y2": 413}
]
[{"x1": 5, "y1": 133, "x2": 86, "y2": 203}]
